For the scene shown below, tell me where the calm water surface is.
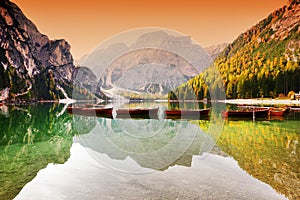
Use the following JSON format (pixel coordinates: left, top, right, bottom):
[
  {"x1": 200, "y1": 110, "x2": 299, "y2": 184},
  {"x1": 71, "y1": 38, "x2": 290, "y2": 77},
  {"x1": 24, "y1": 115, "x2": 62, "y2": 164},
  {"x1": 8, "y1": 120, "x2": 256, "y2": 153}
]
[{"x1": 0, "y1": 103, "x2": 299, "y2": 199}]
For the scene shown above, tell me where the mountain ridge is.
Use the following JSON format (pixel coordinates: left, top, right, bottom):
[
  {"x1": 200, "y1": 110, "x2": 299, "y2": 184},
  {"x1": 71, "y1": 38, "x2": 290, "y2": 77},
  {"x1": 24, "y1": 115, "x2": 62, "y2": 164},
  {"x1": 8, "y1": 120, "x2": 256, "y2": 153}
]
[
  {"x1": 0, "y1": 0, "x2": 75, "y2": 101},
  {"x1": 79, "y1": 31, "x2": 212, "y2": 98},
  {"x1": 172, "y1": 1, "x2": 300, "y2": 101},
  {"x1": 76, "y1": 42, "x2": 227, "y2": 66},
  {"x1": 0, "y1": 0, "x2": 106, "y2": 101}
]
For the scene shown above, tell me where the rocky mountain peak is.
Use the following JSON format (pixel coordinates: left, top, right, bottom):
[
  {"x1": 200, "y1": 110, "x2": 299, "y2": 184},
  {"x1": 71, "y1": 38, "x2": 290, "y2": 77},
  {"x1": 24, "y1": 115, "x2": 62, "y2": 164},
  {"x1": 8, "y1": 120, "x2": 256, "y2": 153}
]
[
  {"x1": 0, "y1": 0, "x2": 74, "y2": 77},
  {"x1": 0, "y1": 0, "x2": 76, "y2": 101},
  {"x1": 78, "y1": 30, "x2": 212, "y2": 98}
]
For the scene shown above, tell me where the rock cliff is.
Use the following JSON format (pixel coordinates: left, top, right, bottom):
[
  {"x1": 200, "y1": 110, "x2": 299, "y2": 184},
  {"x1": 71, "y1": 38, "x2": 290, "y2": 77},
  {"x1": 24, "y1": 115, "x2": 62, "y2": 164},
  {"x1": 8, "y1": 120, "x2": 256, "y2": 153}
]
[{"x1": 0, "y1": 0, "x2": 75, "y2": 101}]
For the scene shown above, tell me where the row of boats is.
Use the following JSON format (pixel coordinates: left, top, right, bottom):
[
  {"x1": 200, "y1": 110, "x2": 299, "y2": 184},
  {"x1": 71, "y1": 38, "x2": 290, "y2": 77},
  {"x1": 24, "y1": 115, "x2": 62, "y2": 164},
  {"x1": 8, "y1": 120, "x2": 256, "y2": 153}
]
[
  {"x1": 222, "y1": 107, "x2": 288, "y2": 117},
  {"x1": 67, "y1": 106, "x2": 211, "y2": 119},
  {"x1": 67, "y1": 105, "x2": 298, "y2": 119}
]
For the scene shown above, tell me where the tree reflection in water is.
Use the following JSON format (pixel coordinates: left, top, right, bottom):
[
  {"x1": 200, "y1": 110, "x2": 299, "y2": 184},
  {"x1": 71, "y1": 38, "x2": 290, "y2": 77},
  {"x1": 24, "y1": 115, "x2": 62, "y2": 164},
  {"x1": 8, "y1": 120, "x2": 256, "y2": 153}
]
[{"x1": 0, "y1": 104, "x2": 77, "y2": 200}]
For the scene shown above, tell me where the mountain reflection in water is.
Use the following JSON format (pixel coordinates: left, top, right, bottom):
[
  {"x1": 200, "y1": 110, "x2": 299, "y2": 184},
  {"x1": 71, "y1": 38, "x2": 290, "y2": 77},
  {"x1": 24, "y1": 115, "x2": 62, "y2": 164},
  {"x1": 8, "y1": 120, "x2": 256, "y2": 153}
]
[
  {"x1": 1, "y1": 103, "x2": 299, "y2": 199},
  {"x1": 15, "y1": 143, "x2": 286, "y2": 200},
  {"x1": 75, "y1": 117, "x2": 216, "y2": 172}
]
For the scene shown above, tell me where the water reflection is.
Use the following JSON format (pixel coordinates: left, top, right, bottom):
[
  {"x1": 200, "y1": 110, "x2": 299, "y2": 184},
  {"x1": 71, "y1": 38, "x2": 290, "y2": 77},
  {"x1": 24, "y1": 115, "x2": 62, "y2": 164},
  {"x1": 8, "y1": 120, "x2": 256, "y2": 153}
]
[
  {"x1": 16, "y1": 143, "x2": 286, "y2": 200},
  {"x1": 75, "y1": 117, "x2": 216, "y2": 172},
  {"x1": 1, "y1": 102, "x2": 299, "y2": 199},
  {"x1": 0, "y1": 104, "x2": 76, "y2": 200},
  {"x1": 217, "y1": 118, "x2": 299, "y2": 199}
]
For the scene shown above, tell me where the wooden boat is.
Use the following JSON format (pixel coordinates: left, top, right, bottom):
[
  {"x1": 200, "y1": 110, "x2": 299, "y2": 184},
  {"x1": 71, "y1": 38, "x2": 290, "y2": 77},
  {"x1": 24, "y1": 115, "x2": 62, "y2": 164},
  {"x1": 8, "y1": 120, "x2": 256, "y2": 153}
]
[
  {"x1": 82, "y1": 107, "x2": 113, "y2": 116},
  {"x1": 269, "y1": 107, "x2": 286, "y2": 116},
  {"x1": 67, "y1": 106, "x2": 113, "y2": 118},
  {"x1": 223, "y1": 107, "x2": 269, "y2": 118},
  {"x1": 164, "y1": 108, "x2": 210, "y2": 119},
  {"x1": 116, "y1": 108, "x2": 159, "y2": 118},
  {"x1": 67, "y1": 106, "x2": 83, "y2": 114}
]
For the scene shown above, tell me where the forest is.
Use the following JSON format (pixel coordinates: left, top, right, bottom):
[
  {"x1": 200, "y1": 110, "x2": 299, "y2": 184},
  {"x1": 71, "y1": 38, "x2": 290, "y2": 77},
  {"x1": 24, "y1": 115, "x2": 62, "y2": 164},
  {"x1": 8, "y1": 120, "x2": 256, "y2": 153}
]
[{"x1": 169, "y1": 2, "x2": 300, "y2": 100}]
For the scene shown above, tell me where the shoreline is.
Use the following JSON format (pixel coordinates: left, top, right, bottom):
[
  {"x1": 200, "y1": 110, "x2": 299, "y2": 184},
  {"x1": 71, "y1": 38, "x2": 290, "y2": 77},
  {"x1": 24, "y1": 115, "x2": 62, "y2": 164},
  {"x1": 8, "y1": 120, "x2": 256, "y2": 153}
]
[
  {"x1": 220, "y1": 99, "x2": 300, "y2": 105},
  {"x1": 2, "y1": 98, "x2": 300, "y2": 106}
]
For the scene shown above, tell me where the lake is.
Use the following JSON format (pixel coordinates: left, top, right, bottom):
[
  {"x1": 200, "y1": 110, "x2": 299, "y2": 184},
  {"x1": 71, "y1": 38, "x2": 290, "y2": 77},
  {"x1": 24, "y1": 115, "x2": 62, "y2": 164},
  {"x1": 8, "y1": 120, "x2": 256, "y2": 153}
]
[{"x1": 0, "y1": 103, "x2": 299, "y2": 199}]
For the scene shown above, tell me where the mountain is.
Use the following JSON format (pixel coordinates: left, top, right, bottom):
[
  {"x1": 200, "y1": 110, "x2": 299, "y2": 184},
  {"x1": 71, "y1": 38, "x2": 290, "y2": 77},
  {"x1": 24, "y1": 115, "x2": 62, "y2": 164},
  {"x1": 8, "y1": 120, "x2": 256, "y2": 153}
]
[
  {"x1": 0, "y1": 0, "x2": 105, "y2": 102},
  {"x1": 219, "y1": 1, "x2": 300, "y2": 61},
  {"x1": 76, "y1": 42, "x2": 227, "y2": 67},
  {"x1": 80, "y1": 31, "x2": 212, "y2": 98},
  {"x1": 204, "y1": 43, "x2": 228, "y2": 59},
  {"x1": 76, "y1": 43, "x2": 226, "y2": 66},
  {"x1": 0, "y1": 0, "x2": 75, "y2": 101},
  {"x1": 171, "y1": 1, "x2": 300, "y2": 100},
  {"x1": 99, "y1": 48, "x2": 197, "y2": 94}
]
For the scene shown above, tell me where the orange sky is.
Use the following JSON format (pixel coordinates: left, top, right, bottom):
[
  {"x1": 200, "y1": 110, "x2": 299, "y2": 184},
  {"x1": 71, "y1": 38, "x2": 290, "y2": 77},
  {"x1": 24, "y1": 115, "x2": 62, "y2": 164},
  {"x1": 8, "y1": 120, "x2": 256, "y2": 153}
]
[{"x1": 12, "y1": 0, "x2": 287, "y2": 59}]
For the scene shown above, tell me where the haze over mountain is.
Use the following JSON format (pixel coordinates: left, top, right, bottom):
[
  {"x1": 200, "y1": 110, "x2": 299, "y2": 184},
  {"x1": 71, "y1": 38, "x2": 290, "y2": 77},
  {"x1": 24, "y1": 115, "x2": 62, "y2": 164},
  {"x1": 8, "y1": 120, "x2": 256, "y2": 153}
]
[
  {"x1": 204, "y1": 43, "x2": 228, "y2": 59},
  {"x1": 79, "y1": 31, "x2": 212, "y2": 97},
  {"x1": 76, "y1": 42, "x2": 227, "y2": 66}
]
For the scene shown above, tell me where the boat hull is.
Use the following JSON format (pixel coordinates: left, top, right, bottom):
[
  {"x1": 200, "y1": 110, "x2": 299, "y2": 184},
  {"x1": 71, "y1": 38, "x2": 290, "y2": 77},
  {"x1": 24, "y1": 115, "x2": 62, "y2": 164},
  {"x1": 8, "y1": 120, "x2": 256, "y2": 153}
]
[
  {"x1": 223, "y1": 108, "x2": 269, "y2": 118},
  {"x1": 67, "y1": 107, "x2": 113, "y2": 118},
  {"x1": 164, "y1": 108, "x2": 210, "y2": 120},
  {"x1": 269, "y1": 108, "x2": 286, "y2": 116},
  {"x1": 116, "y1": 108, "x2": 159, "y2": 119}
]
